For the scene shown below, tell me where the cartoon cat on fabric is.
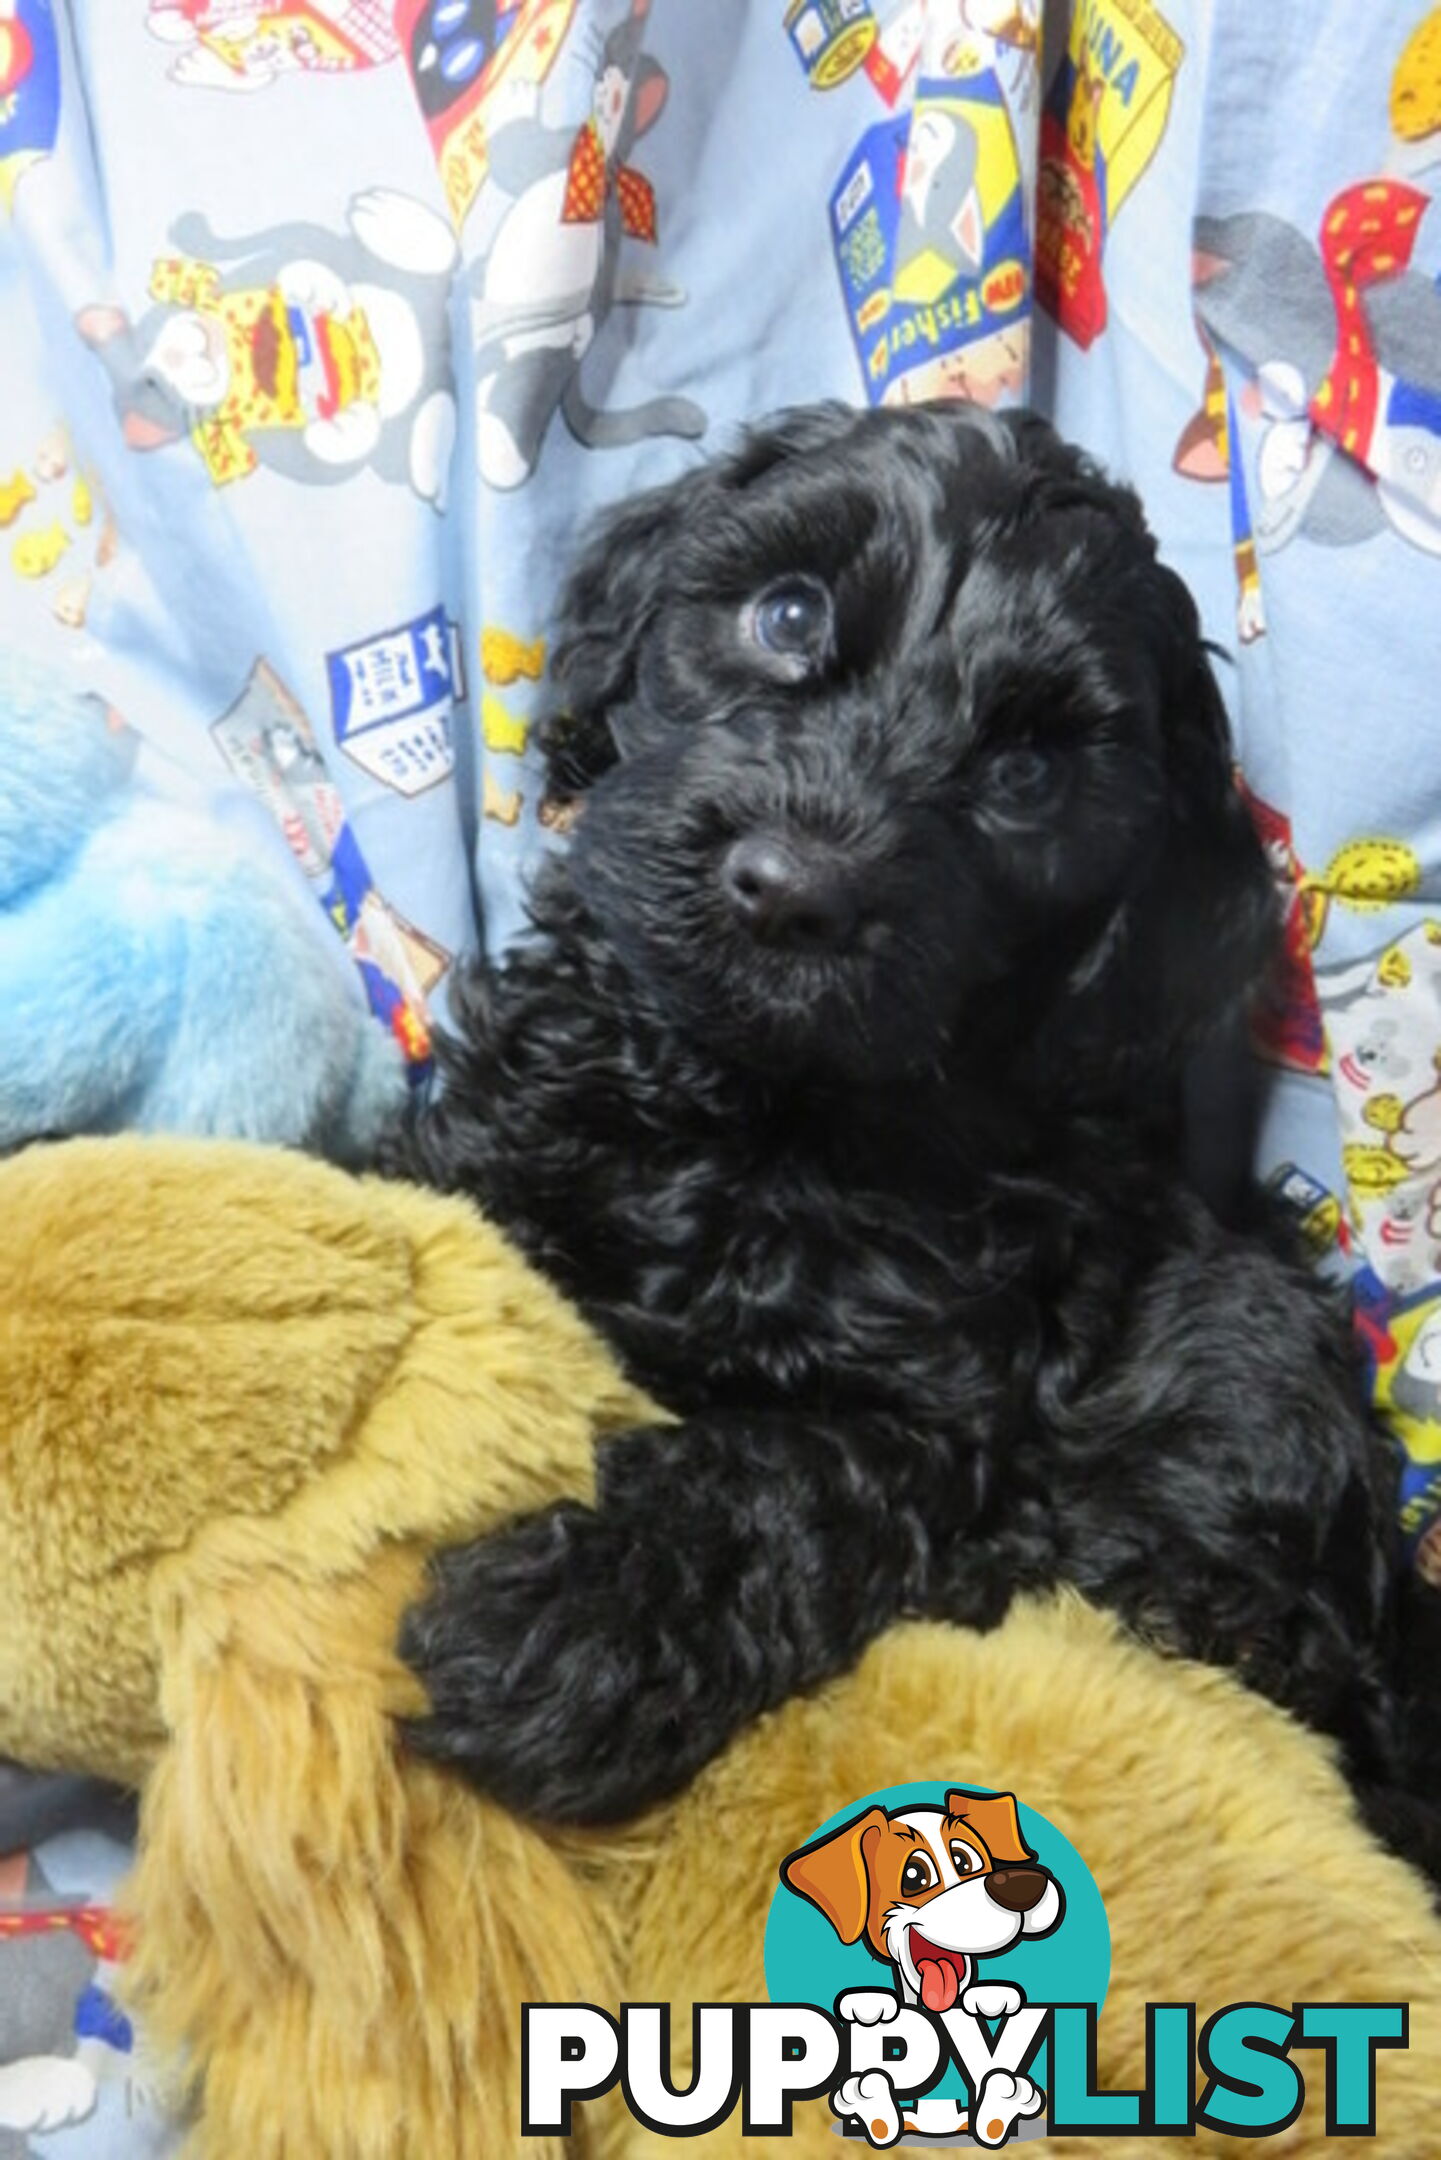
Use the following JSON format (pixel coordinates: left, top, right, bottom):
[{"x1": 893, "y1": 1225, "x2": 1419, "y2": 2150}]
[
  {"x1": 0, "y1": 1854, "x2": 141, "y2": 2157},
  {"x1": 1188, "y1": 11, "x2": 1441, "y2": 560},
  {"x1": 467, "y1": 0, "x2": 706, "y2": 490},
  {"x1": 77, "y1": 190, "x2": 457, "y2": 506},
  {"x1": 1193, "y1": 205, "x2": 1441, "y2": 559}
]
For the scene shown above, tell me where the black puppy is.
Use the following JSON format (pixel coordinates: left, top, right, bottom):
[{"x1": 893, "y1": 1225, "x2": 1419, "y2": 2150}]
[{"x1": 396, "y1": 401, "x2": 1441, "y2": 1872}]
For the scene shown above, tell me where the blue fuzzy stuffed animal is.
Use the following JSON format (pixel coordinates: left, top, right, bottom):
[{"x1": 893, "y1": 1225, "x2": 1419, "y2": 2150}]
[{"x1": 0, "y1": 655, "x2": 405, "y2": 1161}]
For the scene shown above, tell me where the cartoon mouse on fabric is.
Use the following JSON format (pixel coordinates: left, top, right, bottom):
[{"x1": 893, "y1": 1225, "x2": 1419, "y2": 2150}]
[
  {"x1": 468, "y1": 0, "x2": 706, "y2": 490},
  {"x1": 76, "y1": 189, "x2": 458, "y2": 506},
  {"x1": 1175, "y1": 14, "x2": 1441, "y2": 562}
]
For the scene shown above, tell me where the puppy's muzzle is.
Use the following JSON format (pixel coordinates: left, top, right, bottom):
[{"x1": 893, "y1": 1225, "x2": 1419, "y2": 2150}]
[{"x1": 721, "y1": 835, "x2": 861, "y2": 954}]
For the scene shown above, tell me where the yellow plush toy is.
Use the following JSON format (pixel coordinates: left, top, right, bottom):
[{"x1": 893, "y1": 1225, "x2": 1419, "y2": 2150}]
[
  {"x1": 0, "y1": 1134, "x2": 655, "y2": 2159},
  {"x1": 596, "y1": 1603, "x2": 1441, "y2": 2158},
  {"x1": 1, "y1": 1135, "x2": 1438, "y2": 2159}
]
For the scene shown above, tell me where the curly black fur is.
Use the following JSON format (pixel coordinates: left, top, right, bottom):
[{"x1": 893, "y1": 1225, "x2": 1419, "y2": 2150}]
[{"x1": 392, "y1": 401, "x2": 1441, "y2": 1876}]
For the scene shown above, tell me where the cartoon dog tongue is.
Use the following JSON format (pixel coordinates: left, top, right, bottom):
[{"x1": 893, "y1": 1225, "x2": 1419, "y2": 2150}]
[{"x1": 914, "y1": 1941, "x2": 963, "y2": 2012}]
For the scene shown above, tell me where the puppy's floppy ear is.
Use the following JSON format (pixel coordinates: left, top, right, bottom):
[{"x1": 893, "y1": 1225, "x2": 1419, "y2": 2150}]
[
  {"x1": 995, "y1": 404, "x2": 1151, "y2": 534},
  {"x1": 781, "y1": 1805, "x2": 890, "y2": 1945},
  {"x1": 543, "y1": 478, "x2": 696, "y2": 794},
  {"x1": 1038, "y1": 572, "x2": 1277, "y2": 1101},
  {"x1": 543, "y1": 404, "x2": 860, "y2": 795},
  {"x1": 726, "y1": 397, "x2": 868, "y2": 475},
  {"x1": 946, "y1": 1790, "x2": 1033, "y2": 1868},
  {"x1": 1137, "y1": 578, "x2": 1279, "y2": 1056}
]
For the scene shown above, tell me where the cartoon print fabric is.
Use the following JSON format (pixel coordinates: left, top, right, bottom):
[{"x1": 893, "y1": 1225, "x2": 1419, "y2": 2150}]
[
  {"x1": 0, "y1": 3, "x2": 1055, "y2": 1007},
  {"x1": 1030, "y1": 0, "x2": 1441, "y2": 1585},
  {"x1": 0, "y1": 1828, "x2": 177, "y2": 2157},
  {"x1": 1, "y1": 18, "x2": 1440, "y2": 2136}
]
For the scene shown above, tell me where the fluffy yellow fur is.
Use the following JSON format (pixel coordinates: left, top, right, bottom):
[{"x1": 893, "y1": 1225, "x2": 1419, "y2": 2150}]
[
  {"x1": 0, "y1": 1135, "x2": 655, "y2": 2158},
  {"x1": 3, "y1": 1138, "x2": 1438, "y2": 2157},
  {"x1": 595, "y1": 1597, "x2": 1441, "y2": 2157}
]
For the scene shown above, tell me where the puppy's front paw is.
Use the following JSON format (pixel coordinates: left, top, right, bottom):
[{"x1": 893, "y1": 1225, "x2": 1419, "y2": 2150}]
[
  {"x1": 971, "y1": 2068, "x2": 1044, "y2": 2147},
  {"x1": 832, "y1": 2070, "x2": 900, "y2": 2148},
  {"x1": 399, "y1": 1503, "x2": 692, "y2": 1825},
  {"x1": 836, "y1": 1989, "x2": 901, "y2": 2026},
  {"x1": 961, "y1": 1981, "x2": 1025, "y2": 2021}
]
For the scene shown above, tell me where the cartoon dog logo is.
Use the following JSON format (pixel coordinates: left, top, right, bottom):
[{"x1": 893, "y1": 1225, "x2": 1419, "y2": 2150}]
[{"x1": 782, "y1": 1788, "x2": 1063, "y2": 2147}]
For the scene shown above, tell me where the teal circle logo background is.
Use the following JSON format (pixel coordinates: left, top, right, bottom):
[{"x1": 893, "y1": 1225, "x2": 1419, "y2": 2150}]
[{"x1": 763, "y1": 1783, "x2": 1110, "y2": 2102}]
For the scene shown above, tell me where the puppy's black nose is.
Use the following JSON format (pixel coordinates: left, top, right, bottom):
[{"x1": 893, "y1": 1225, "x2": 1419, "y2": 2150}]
[
  {"x1": 987, "y1": 1868, "x2": 1049, "y2": 1913},
  {"x1": 721, "y1": 836, "x2": 860, "y2": 952}
]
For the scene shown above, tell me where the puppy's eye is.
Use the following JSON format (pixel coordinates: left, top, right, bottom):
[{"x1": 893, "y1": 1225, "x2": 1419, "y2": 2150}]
[
  {"x1": 900, "y1": 1854, "x2": 937, "y2": 1897},
  {"x1": 747, "y1": 577, "x2": 833, "y2": 666},
  {"x1": 986, "y1": 747, "x2": 1054, "y2": 803},
  {"x1": 949, "y1": 1840, "x2": 985, "y2": 1876}
]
